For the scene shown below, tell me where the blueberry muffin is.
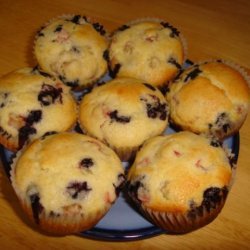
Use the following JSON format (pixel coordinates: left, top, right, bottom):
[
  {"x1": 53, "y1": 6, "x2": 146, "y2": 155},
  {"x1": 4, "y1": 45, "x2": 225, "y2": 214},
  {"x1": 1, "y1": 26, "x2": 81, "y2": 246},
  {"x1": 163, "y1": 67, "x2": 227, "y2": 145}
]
[
  {"x1": 0, "y1": 67, "x2": 77, "y2": 151},
  {"x1": 166, "y1": 61, "x2": 250, "y2": 139},
  {"x1": 10, "y1": 132, "x2": 125, "y2": 235},
  {"x1": 107, "y1": 20, "x2": 185, "y2": 89},
  {"x1": 34, "y1": 15, "x2": 108, "y2": 90},
  {"x1": 127, "y1": 131, "x2": 233, "y2": 233},
  {"x1": 79, "y1": 77, "x2": 169, "y2": 161}
]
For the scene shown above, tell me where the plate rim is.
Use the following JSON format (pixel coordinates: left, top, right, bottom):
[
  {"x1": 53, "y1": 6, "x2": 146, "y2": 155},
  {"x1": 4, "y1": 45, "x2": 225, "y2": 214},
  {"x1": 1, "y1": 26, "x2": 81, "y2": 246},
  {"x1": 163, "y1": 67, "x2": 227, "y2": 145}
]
[{"x1": 81, "y1": 226, "x2": 165, "y2": 241}]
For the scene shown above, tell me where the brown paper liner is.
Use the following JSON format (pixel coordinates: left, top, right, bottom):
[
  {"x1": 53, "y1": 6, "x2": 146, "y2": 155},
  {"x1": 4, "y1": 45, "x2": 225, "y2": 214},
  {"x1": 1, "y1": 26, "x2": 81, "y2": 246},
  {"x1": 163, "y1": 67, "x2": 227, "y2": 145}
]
[
  {"x1": 141, "y1": 202, "x2": 225, "y2": 234},
  {"x1": 20, "y1": 198, "x2": 111, "y2": 235},
  {"x1": 132, "y1": 195, "x2": 227, "y2": 234}
]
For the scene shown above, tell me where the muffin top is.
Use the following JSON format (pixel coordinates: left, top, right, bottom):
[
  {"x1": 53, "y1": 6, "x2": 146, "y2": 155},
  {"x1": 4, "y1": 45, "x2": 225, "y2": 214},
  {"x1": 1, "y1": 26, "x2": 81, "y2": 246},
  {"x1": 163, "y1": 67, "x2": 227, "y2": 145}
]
[
  {"x1": 34, "y1": 15, "x2": 108, "y2": 89},
  {"x1": 166, "y1": 61, "x2": 250, "y2": 139},
  {"x1": 127, "y1": 131, "x2": 232, "y2": 212},
  {"x1": 79, "y1": 77, "x2": 169, "y2": 157},
  {"x1": 11, "y1": 132, "x2": 124, "y2": 218},
  {"x1": 0, "y1": 67, "x2": 77, "y2": 151},
  {"x1": 107, "y1": 20, "x2": 184, "y2": 87}
]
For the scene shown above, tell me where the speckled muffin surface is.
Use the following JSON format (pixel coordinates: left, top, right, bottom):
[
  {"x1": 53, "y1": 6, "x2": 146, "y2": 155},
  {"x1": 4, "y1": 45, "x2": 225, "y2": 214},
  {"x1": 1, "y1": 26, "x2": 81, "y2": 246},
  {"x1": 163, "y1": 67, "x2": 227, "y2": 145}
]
[
  {"x1": 11, "y1": 132, "x2": 125, "y2": 234},
  {"x1": 166, "y1": 61, "x2": 250, "y2": 139},
  {"x1": 127, "y1": 131, "x2": 232, "y2": 233},
  {"x1": 34, "y1": 15, "x2": 108, "y2": 89},
  {"x1": 79, "y1": 77, "x2": 169, "y2": 160},
  {"x1": 107, "y1": 20, "x2": 184, "y2": 88},
  {"x1": 0, "y1": 67, "x2": 77, "y2": 151}
]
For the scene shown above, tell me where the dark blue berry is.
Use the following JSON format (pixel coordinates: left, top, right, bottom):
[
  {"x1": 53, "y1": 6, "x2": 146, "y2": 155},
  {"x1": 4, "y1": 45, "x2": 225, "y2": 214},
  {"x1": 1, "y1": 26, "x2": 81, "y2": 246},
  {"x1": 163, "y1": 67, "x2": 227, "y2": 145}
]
[
  {"x1": 113, "y1": 173, "x2": 126, "y2": 196},
  {"x1": 70, "y1": 15, "x2": 82, "y2": 24},
  {"x1": 143, "y1": 83, "x2": 156, "y2": 91},
  {"x1": 38, "y1": 84, "x2": 63, "y2": 106},
  {"x1": 141, "y1": 95, "x2": 168, "y2": 120},
  {"x1": 79, "y1": 158, "x2": 94, "y2": 169},
  {"x1": 26, "y1": 110, "x2": 42, "y2": 126},
  {"x1": 109, "y1": 64, "x2": 121, "y2": 78},
  {"x1": 118, "y1": 24, "x2": 130, "y2": 31},
  {"x1": 109, "y1": 110, "x2": 131, "y2": 123},
  {"x1": 168, "y1": 57, "x2": 182, "y2": 70},
  {"x1": 160, "y1": 22, "x2": 180, "y2": 37},
  {"x1": 184, "y1": 67, "x2": 202, "y2": 82},
  {"x1": 29, "y1": 193, "x2": 44, "y2": 224},
  {"x1": 66, "y1": 181, "x2": 92, "y2": 199},
  {"x1": 92, "y1": 22, "x2": 106, "y2": 36},
  {"x1": 103, "y1": 49, "x2": 109, "y2": 62},
  {"x1": 54, "y1": 24, "x2": 63, "y2": 32}
]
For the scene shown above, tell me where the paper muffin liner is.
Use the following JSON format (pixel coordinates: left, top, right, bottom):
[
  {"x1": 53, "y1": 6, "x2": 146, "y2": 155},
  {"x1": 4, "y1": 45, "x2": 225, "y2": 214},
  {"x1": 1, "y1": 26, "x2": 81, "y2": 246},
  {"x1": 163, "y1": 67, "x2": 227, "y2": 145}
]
[
  {"x1": 18, "y1": 197, "x2": 112, "y2": 235},
  {"x1": 127, "y1": 182, "x2": 229, "y2": 234},
  {"x1": 33, "y1": 14, "x2": 109, "y2": 91},
  {"x1": 139, "y1": 199, "x2": 226, "y2": 234},
  {"x1": 10, "y1": 141, "x2": 114, "y2": 235}
]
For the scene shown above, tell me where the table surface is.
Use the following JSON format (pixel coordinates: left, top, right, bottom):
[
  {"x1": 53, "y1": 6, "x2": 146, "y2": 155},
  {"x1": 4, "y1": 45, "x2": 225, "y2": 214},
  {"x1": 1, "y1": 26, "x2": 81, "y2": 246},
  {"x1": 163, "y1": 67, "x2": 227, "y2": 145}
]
[{"x1": 0, "y1": 0, "x2": 250, "y2": 249}]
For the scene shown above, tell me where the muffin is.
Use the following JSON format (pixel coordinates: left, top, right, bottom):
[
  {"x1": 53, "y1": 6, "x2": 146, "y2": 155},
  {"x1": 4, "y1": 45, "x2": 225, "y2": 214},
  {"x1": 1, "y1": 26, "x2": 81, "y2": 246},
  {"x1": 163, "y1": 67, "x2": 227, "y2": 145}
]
[
  {"x1": 79, "y1": 77, "x2": 169, "y2": 161},
  {"x1": 34, "y1": 15, "x2": 108, "y2": 90},
  {"x1": 10, "y1": 132, "x2": 125, "y2": 235},
  {"x1": 107, "y1": 19, "x2": 185, "y2": 89},
  {"x1": 127, "y1": 131, "x2": 233, "y2": 234},
  {"x1": 166, "y1": 61, "x2": 250, "y2": 140},
  {"x1": 0, "y1": 67, "x2": 77, "y2": 151}
]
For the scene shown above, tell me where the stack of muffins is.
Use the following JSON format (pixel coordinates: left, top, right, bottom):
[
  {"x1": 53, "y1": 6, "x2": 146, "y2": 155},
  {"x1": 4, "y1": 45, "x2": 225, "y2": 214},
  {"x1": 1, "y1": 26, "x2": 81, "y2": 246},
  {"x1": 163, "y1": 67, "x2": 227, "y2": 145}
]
[{"x1": 0, "y1": 14, "x2": 249, "y2": 235}]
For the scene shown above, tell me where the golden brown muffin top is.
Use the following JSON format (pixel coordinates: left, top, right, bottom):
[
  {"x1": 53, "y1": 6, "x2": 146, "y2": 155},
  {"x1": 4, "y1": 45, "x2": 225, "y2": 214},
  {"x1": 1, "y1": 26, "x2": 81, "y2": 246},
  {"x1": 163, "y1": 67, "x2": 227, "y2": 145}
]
[
  {"x1": 0, "y1": 67, "x2": 77, "y2": 151},
  {"x1": 108, "y1": 20, "x2": 184, "y2": 87},
  {"x1": 12, "y1": 132, "x2": 124, "y2": 216},
  {"x1": 166, "y1": 61, "x2": 250, "y2": 139},
  {"x1": 79, "y1": 77, "x2": 169, "y2": 152},
  {"x1": 34, "y1": 15, "x2": 108, "y2": 89},
  {"x1": 128, "y1": 131, "x2": 232, "y2": 212}
]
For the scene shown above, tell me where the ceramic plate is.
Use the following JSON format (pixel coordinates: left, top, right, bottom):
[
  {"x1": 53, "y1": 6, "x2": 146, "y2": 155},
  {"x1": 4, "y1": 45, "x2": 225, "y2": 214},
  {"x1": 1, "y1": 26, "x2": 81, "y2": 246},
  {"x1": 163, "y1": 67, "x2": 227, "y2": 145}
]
[{"x1": 0, "y1": 60, "x2": 240, "y2": 241}]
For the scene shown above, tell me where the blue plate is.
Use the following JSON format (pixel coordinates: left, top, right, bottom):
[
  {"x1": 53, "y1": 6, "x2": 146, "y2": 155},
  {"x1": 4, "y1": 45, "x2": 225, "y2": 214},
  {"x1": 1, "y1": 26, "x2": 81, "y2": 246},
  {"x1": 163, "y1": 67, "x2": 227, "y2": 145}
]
[
  {"x1": 0, "y1": 60, "x2": 240, "y2": 241},
  {"x1": 0, "y1": 127, "x2": 239, "y2": 241}
]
